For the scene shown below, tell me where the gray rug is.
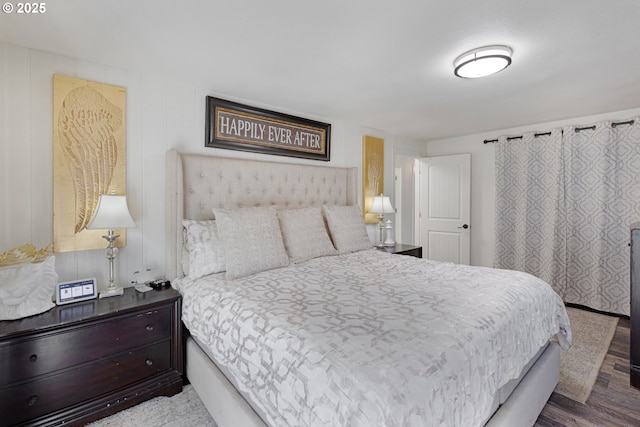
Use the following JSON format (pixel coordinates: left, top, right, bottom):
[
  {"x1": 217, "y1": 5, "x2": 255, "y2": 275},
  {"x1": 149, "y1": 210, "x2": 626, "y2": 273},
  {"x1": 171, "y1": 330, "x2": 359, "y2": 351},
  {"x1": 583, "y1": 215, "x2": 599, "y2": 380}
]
[
  {"x1": 555, "y1": 306, "x2": 619, "y2": 403},
  {"x1": 86, "y1": 385, "x2": 216, "y2": 427}
]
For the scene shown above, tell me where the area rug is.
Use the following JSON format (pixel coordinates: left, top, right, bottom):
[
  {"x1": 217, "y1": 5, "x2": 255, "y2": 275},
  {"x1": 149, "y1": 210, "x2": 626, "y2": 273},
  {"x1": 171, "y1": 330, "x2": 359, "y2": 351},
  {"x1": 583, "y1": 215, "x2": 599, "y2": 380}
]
[
  {"x1": 86, "y1": 385, "x2": 217, "y2": 427},
  {"x1": 554, "y1": 306, "x2": 619, "y2": 404}
]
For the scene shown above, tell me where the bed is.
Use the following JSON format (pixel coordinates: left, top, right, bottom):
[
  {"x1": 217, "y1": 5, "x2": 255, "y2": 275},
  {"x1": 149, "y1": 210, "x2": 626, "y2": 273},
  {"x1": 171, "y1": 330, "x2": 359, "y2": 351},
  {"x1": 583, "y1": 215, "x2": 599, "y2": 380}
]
[{"x1": 165, "y1": 149, "x2": 571, "y2": 427}]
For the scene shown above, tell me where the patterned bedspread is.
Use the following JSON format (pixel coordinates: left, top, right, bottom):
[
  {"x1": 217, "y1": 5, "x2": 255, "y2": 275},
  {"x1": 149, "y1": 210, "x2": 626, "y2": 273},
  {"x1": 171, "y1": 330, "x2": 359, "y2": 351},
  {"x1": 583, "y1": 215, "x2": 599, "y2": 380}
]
[{"x1": 174, "y1": 249, "x2": 571, "y2": 427}]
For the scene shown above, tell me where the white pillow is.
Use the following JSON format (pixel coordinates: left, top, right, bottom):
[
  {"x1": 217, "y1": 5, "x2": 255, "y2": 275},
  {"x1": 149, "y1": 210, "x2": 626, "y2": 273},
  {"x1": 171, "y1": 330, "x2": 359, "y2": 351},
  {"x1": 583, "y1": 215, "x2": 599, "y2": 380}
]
[
  {"x1": 0, "y1": 256, "x2": 57, "y2": 320},
  {"x1": 278, "y1": 206, "x2": 337, "y2": 263},
  {"x1": 322, "y1": 205, "x2": 373, "y2": 254},
  {"x1": 213, "y1": 206, "x2": 289, "y2": 280},
  {"x1": 182, "y1": 220, "x2": 226, "y2": 279}
]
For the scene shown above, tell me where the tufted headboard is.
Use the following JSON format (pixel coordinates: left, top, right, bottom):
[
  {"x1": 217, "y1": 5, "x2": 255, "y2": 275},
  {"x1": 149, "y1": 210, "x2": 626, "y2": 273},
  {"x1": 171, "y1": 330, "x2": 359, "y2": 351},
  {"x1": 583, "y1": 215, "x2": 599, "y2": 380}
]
[{"x1": 165, "y1": 149, "x2": 358, "y2": 279}]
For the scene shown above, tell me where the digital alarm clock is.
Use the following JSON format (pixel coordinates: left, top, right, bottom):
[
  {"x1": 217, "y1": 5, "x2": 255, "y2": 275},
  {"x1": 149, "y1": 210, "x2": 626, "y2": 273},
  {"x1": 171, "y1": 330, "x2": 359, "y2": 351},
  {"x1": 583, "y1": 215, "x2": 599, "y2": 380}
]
[{"x1": 55, "y1": 278, "x2": 98, "y2": 305}]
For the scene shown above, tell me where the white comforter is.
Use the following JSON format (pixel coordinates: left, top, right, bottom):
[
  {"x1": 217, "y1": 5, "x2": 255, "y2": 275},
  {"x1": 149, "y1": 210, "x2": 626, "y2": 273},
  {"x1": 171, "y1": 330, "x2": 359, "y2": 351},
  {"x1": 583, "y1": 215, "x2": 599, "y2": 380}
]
[{"x1": 174, "y1": 249, "x2": 571, "y2": 427}]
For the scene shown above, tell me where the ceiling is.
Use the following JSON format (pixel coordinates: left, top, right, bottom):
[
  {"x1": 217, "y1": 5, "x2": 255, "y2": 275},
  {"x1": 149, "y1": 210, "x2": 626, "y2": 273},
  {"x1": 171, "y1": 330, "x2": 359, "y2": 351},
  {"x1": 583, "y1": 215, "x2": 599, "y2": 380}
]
[{"x1": 1, "y1": 1, "x2": 639, "y2": 140}]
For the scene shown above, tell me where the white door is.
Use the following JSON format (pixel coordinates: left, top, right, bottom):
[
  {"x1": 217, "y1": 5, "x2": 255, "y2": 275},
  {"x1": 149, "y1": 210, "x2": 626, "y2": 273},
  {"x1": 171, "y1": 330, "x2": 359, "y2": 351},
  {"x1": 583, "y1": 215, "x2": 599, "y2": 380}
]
[
  {"x1": 394, "y1": 167, "x2": 402, "y2": 244},
  {"x1": 416, "y1": 154, "x2": 471, "y2": 264}
]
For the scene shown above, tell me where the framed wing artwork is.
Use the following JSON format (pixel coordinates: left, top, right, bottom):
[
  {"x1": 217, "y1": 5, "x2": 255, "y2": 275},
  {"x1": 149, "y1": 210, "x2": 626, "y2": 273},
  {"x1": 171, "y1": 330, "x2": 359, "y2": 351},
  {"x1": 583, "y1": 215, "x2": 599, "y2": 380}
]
[
  {"x1": 52, "y1": 74, "x2": 128, "y2": 252},
  {"x1": 362, "y1": 135, "x2": 384, "y2": 224}
]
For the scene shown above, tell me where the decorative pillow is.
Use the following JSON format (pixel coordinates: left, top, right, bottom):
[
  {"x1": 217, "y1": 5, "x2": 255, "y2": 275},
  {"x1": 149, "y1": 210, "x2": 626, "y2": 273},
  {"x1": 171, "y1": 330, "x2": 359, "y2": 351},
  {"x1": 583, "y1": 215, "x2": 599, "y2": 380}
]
[
  {"x1": 182, "y1": 219, "x2": 226, "y2": 280},
  {"x1": 213, "y1": 206, "x2": 289, "y2": 280},
  {"x1": 322, "y1": 205, "x2": 373, "y2": 254},
  {"x1": 278, "y1": 206, "x2": 337, "y2": 263},
  {"x1": 0, "y1": 256, "x2": 57, "y2": 320}
]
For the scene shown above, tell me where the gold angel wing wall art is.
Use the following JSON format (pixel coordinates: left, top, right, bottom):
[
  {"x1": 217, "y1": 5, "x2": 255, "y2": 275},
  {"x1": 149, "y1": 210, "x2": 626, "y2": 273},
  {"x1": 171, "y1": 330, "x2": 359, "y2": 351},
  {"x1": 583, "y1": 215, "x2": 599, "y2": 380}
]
[
  {"x1": 53, "y1": 75, "x2": 127, "y2": 253},
  {"x1": 59, "y1": 86, "x2": 121, "y2": 233},
  {"x1": 362, "y1": 135, "x2": 384, "y2": 224}
]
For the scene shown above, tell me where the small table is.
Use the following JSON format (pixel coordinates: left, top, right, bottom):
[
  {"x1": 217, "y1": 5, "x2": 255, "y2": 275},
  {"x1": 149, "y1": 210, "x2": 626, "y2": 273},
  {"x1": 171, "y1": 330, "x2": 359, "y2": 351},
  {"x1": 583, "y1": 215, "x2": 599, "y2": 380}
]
[{"x1": 376, "y1": 243, "x2": 422, "y2": 258}]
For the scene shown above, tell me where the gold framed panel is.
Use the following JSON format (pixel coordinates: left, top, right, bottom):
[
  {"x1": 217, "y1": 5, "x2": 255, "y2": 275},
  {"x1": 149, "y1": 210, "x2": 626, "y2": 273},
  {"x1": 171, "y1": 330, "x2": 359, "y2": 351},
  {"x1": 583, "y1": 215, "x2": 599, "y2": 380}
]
[
  {"x1": 362, "y1": 135, "x2": 384, "y2": 224},
  {"x1": 53, "y1": 74, "x2": 127, "y2": 252}
]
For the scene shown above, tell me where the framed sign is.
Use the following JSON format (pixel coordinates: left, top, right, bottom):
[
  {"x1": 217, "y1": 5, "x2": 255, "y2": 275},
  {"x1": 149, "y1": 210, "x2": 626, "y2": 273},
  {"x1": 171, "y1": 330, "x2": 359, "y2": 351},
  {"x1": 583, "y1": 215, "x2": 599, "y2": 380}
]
[{"x1": 205, "y1": 96, "x2": 331, "y2": 161}]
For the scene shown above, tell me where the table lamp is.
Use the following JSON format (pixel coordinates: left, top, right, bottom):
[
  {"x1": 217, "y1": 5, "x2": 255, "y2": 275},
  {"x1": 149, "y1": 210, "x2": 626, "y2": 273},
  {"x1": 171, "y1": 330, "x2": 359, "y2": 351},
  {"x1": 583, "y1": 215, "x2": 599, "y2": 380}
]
[
  {"x1": 368, "y1": 194, "x2": 394, "y2": 247},
  {"x1": 87, "y1": 194, "x2": 135, "y2": 298}
]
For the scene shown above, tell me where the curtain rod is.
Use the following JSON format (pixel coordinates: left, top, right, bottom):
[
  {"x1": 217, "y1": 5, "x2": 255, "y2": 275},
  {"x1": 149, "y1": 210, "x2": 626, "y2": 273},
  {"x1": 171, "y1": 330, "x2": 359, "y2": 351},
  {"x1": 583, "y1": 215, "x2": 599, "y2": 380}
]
[
  {"x1": 612, "y1": 119, "x2": 634, "y2": 128},
  {"x1": 574, "y1": 125, "x2": 596, "y2": 133},
  {"x1": 483, "y1": 119, "x2": 635, "y2": 143},
  {"x1": 575, "y1": 119, "x2": 635, "y2": 132},
  {"x1": 483, "y1": 132, "x2": 549, "y2": 144},
  {"x1": 483, "y1": 131, "x2": 553, "y2": 144}
]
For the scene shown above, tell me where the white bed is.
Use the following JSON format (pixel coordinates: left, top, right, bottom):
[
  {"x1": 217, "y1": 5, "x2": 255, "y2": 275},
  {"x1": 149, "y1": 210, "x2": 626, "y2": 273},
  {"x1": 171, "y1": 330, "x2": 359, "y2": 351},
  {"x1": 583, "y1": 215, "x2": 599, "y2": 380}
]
[{"x1": 165, "y1": 149, "x2": 571, "y2": 427}]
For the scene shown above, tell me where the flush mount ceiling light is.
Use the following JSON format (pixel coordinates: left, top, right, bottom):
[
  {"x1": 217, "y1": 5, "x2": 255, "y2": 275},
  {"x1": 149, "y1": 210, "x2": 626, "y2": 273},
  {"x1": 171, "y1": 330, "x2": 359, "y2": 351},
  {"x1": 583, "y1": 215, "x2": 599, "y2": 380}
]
[{"x1": 454, "y1": 45, "x2": 512, "y2": 78}]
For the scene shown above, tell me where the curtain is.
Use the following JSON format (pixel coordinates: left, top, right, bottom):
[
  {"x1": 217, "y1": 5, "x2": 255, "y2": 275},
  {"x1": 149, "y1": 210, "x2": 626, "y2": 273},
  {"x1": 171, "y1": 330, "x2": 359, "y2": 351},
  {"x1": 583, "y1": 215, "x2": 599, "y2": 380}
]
[
  {"x1": 494, "y1": 117, "x2": 640, "y2": 316},
  {"x1": 494, "y1": 130, "x2": 566, "y2": 298},
  {"x1": 562, "y1": 119, "x2": 640, "y2": 315}
]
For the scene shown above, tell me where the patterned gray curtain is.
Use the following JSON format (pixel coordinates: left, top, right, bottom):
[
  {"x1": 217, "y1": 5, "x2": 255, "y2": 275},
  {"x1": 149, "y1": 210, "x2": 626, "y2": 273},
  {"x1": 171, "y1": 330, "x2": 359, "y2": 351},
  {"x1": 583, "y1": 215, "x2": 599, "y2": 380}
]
[
  {"x1": 494, "y1": 130, "x2": 566, "y2": 298},
  {"x1": 495, "y1": 117, "x2": 640, "y2": 316},
  {"x1": 562, "y1": 118, "x2": 640, "y2": 315}
]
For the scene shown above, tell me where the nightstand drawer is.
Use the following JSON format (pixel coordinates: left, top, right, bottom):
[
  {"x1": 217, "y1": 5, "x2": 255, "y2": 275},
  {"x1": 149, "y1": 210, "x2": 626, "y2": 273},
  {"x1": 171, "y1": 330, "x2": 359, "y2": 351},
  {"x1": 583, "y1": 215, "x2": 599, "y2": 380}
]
[
  {"x1": 0, "y1": 306, "x2": 171, "y2": 384},
  {"x1": 0, "y1": 340, "x2": 171, "y2": 426}
]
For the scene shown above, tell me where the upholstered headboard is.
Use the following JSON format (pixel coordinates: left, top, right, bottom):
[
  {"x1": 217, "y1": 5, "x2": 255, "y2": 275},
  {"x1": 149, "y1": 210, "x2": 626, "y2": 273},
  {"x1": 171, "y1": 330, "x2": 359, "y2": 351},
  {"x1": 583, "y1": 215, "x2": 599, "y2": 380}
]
[{"x1": 165, "y1": 149, "x2": 358, "y2": 279}]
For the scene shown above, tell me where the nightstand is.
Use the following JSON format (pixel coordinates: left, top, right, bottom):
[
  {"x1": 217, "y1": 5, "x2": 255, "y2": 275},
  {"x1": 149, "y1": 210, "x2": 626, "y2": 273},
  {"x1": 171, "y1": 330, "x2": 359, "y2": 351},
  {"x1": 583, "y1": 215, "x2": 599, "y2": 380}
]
[
  {"x1": 0, "y1": 286, "x2": 183, "y2": 427},
  {"x1": 376, "y1": 243, "x2": 422, "y2": 258}
]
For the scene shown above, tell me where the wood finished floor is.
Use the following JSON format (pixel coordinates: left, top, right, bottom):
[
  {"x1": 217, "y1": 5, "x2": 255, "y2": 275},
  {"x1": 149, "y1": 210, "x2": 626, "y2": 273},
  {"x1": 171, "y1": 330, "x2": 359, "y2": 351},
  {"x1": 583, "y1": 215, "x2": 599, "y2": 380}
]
[{"x1": 535, "y1": 317, "x2": 640, "y2": 427}]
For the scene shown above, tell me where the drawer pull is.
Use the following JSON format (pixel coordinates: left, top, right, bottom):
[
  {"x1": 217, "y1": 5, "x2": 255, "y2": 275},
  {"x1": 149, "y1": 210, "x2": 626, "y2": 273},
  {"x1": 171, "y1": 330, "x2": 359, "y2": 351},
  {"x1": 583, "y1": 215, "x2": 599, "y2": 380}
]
[
  {"x1": 145, "y1": 359, "x2": 153, "y2": 366},
  {"x1": 28, "y1": 396, "x2": 38, "y2": 406},
  {"x1": 29, "y1": 354, "x2": 38, "y2": 363},
  {"x1": 145, "y1": 324, "x2": 154, "y2": 331}
]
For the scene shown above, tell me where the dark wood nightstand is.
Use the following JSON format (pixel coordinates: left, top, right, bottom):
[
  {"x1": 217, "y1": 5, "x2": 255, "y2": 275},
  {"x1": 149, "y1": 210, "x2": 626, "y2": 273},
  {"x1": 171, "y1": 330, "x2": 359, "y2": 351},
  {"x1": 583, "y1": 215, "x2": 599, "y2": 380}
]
[
  {"x1": 0, "y1": 286, "x2": 183, "y2": 427},
  {"x1": 376, "y1": 243, "x2": 422, "y2": 258}
]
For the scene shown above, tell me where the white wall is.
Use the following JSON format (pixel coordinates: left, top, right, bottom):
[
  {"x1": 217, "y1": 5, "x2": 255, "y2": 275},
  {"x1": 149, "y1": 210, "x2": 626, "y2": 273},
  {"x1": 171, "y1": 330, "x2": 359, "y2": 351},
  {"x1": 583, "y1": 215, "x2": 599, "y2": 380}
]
[
  {"x1": 427, "y1": 106, "x2": 640, "y2": 267},
  {"x1": 0, "y1": 41, "x2": 422, "y2": 287}
]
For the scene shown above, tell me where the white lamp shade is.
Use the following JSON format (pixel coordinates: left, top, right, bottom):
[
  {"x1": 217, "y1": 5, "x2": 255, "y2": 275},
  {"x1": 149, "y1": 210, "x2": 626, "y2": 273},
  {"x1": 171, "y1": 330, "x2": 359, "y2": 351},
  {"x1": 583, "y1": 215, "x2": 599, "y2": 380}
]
[
  {"x1": 87, "y1": 194, "x2": 135, "y2": 230},
  {"x1": 369, "y1": 195, "x2": 394, "y2": 215}
]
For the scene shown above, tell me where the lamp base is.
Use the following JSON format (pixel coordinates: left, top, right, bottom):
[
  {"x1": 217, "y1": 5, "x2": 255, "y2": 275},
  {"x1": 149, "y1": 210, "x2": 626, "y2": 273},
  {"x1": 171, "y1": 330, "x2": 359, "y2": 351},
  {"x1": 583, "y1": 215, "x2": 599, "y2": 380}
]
[
  {"x1": 99, "y1": 285, "x2": 124, "y2": 299},
  {"x1": 376, "y1": 218, "x2": 385, "y2": 248},
  {"x1": 384, "y1": 240, "x2": 396, "y2": 247}
]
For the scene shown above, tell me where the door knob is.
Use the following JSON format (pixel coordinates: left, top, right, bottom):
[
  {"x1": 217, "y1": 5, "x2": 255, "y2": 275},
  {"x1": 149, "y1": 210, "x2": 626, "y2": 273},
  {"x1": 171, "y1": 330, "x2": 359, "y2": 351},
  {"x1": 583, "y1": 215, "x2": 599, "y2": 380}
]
[{"x1": 458, "y1": 224, "x2": 469, "y2": 229}]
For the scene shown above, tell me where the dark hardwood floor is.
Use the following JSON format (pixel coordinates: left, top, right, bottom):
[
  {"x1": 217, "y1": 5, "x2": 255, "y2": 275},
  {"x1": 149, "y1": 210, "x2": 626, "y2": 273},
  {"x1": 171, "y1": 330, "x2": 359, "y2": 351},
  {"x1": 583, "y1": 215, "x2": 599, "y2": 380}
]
[{"x1": 535, "y1": 317, "x2": 640, "y2": 427}]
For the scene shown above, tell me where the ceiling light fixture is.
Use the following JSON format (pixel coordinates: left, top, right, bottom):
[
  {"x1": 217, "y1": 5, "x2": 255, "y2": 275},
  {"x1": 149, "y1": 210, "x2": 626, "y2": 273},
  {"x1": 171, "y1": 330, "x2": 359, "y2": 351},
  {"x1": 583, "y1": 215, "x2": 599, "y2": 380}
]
[{"x1": 454, "y1": 45, "x2": 512, "y2": 79}]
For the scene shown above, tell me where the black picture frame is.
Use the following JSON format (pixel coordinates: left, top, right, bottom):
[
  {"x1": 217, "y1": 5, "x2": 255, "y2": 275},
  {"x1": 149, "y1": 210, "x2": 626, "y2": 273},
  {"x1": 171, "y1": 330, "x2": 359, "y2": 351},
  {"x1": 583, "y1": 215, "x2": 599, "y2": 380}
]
[{"x1": 205, "y1": 96, "x2": 331, "y2": 161}]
